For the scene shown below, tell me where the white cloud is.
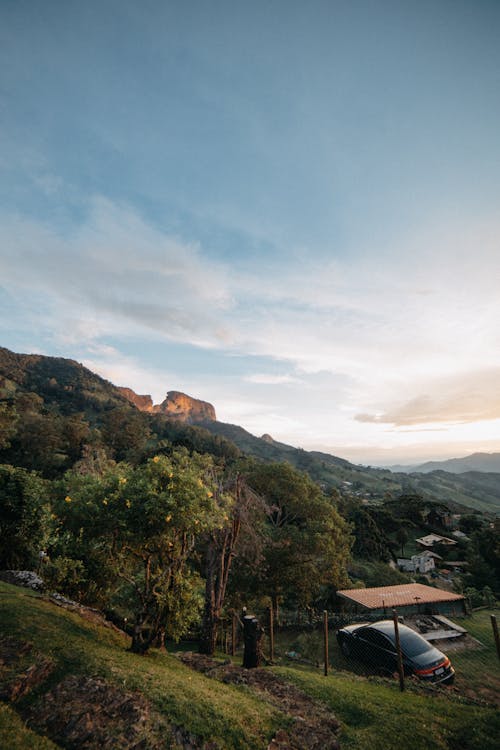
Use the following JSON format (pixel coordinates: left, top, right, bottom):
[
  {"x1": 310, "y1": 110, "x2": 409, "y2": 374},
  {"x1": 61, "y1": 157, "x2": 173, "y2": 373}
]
[
  {"x1": 244, "y1": 373, "x2": 302, "y2": 385},
  {"x1": 0, "y1": 197, "x2": 233, "y2": 348},
  {"x1": 2, "y1": 200, "x2": 500, "y2": 457},
  {"x1": 355, "y1": 368, "x2": 500, "y2": 426},
  {"x1": 80, "y1": 345, "x2": 174, "y2": 405}
]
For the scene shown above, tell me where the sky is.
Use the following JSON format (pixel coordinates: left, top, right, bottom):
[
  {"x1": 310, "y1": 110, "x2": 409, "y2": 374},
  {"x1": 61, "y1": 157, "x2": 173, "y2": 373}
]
[{"x1": 1, "y1": 0, "x2": 500, "y2": 466}]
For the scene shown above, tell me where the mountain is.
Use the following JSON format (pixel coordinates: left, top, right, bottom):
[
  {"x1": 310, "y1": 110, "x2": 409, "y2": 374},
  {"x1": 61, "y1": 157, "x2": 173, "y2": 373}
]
[
  {"x1": 0, "y1": 346, "x2": 131, "y2": 416},
  {"x1": 1, "y1": 346, "x2": 499, "y2": 514},
  {"x1": 118, "y1": 386, "x2": 216, "y2": 422},
  {"x1": 390, "y1": 452, "x2": 500, "y2": 475}
]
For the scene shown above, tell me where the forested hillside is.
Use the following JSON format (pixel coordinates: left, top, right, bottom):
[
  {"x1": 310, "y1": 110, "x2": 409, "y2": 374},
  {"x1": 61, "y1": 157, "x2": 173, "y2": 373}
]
[
  {"x1": 201, "y1": 421, "x2": 500, "y2": 515},
  {"x1": 1, "y1": 345, "x2": 498, "y2": 649}
]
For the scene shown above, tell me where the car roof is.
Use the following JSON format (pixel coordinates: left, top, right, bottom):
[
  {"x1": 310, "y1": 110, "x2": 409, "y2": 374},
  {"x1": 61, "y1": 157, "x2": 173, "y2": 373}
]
[{"x1": 360, "y1": 620, "x2": 430, "y2": 644}]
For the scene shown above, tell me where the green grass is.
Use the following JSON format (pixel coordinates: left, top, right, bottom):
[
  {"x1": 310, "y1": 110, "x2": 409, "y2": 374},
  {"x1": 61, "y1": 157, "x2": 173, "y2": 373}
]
[
  {"x1": 272, "y1": 666, "x2": 500, "y2": 750},
  {"x1": 450, "y1": 609, "x2": 500, "y2": 701},
  {"x1": 0, "y1": 704, "x2": 59, "y2": 749},
  {"x1": 1, "y1": 582, "x2": 499, "y2": 750},
  {"x1": 0, "y1": 582, "x2": 283, "y2": 749}
]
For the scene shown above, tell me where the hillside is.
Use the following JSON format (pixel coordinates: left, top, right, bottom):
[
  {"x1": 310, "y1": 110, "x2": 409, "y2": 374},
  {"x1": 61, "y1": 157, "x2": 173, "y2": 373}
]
[
  {"x1": 200, "y1": 421, "x2": 500, "y2": 515},
  {"x1": 1, "y1": 580, "x2": 499, "y2": 750},
  {"x1": 1, "y1": 346, "x2": 499, "y2": 514},
  {"x1": 0, "y1": 346, "x2": 130, "y2": 417},
  {"x1": 391, "y1": 453, "x2": 500, "y2": 475}
]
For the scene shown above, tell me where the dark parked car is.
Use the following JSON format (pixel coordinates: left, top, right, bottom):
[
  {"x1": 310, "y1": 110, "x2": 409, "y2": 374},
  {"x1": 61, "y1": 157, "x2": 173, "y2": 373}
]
[{"x1": 336, "y1": 620, "x2": 455, "y2": 684}]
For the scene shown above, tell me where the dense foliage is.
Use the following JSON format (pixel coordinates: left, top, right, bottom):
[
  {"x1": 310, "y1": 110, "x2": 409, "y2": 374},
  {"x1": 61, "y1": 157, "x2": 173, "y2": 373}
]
[{"x1": 1, "y1": 346, "x2": 498, "y2": 652}]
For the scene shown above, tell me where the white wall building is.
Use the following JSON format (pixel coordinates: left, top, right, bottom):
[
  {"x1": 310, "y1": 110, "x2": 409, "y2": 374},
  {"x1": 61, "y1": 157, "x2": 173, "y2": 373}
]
[{"x1": 397, "y1": 551, "x2": 440, "y2": 574}]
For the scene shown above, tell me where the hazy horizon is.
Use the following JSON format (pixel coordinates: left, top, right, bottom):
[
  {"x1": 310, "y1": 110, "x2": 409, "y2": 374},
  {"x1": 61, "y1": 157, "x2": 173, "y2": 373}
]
[{"x1": 2, "y1": 1, "x2": 499, "y2": 465}]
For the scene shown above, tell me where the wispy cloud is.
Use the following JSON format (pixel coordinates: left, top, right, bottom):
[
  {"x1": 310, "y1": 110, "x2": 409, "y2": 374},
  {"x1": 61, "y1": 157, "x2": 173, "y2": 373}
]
[
  {"x1": 2, "y1": 197, "x2": 500, "y2": 453},
  {"x1": 0, "y1": 197, "x2": 233, "y2": 348},
  {"x1": 355, "y1": 368, "x2": 500, "y2": 426},
  {"x1": 244, "y1": 373, "x2": 302, "y2": 385}
]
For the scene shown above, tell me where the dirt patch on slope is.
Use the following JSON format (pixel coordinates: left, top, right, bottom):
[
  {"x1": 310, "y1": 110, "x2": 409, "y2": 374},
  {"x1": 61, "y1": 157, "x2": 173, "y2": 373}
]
[
  {"x1": 26, "y1": 674, "x2": 172, "y2": 749},
  {"x1": 0, "y1": 637, "x2": 55, "y2": 702},
  {"x1": 0, "y1": 638, "x2": 217, "y2": 749},
  {"x1": 179, "y1": 653, "x2": 340, "y2": 750}
]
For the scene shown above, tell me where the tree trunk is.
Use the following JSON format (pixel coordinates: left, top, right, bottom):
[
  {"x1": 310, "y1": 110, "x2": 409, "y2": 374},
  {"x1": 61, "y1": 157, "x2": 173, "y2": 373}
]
[
  {"x1": 154, "y1": 625, "x2": 166, "y2": 651},
  {"x1": 199, "y1": 491, "x2": 242, "y2": 655},
  {"x1": 272, "y1": 593, "x2": 279, "y2": 626},
  {"x1": 199, "y1": 541, "x2": 219, "y2": 655}
]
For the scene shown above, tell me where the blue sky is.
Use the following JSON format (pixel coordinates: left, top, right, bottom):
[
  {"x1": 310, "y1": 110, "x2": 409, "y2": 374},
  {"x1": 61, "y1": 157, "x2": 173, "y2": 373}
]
[{"x1": 1, "y1": 0, "x2": 500, "y2": 465}]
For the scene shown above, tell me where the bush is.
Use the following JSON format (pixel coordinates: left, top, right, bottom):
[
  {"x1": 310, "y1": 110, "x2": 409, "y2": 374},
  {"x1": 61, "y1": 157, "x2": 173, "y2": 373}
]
[{"x1": 43, "y1": 556, "x2": 87, "y2": 600}]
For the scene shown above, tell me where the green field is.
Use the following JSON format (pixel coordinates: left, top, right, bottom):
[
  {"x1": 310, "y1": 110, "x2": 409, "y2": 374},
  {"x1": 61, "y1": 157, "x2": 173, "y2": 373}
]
[{"x1": 1, "y1": 582, "x2": 499, "y2": 749}]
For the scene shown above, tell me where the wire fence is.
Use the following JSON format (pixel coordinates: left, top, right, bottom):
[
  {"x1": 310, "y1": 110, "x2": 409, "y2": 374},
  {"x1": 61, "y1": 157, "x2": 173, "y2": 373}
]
[{"x1": 215, "y1": 605, "x2": 500, "y2": 705}]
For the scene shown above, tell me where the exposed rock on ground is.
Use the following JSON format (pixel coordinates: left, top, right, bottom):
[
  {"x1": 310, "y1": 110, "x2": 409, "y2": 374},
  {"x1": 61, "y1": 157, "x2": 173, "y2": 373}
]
[{"x1": 0, "y1": 570, "x2": 45, "y2": 591}]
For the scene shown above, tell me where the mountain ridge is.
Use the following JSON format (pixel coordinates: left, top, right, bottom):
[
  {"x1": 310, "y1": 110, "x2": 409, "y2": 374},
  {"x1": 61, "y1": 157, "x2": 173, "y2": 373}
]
[
  {"x1": 118, "y1": 385, "x2": 216, "y2": 422},
  {"x1": 389, "y1": 452, "x2": 500, "y2": 475},
  {"x1": 1, "y1": 346, "x2": 499, "y2": 514}
]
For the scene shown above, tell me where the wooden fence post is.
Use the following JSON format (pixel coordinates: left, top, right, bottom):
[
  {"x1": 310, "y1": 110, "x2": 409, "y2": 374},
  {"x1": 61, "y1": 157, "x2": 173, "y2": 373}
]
[
  {"x1": 324, "y1": 610, "x2": 329, "y2": 676},
  {"x1": 393, "y1": 609, "x2": 405, "y2": 692},
  {"x1": 491, "y1": 615, "x2": 500, "y2": 660},
  {"x1": 269, "y1": 605, "x2": 275, "y2": 663}
]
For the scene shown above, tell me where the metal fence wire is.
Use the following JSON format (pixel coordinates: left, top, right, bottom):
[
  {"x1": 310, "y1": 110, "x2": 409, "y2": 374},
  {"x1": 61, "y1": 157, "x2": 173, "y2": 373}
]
[{"x1": 217, "y1": 606, "x2": 500, "y2": 705}]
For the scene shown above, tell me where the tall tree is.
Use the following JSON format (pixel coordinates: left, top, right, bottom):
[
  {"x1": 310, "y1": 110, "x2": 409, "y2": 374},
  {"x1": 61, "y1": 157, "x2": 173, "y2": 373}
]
[
  {"x1": 245, "y1": 463, "x2": 352, "y2": 619},
  {"x1": 60, "y1": 450, "x2": 227, "y2": 653},
  {"x1": 0, "y1": 465, "x2": 53, "y2": 568},
  {"x1": 198, "y1": 474, "x2": 262, "y2": 655}
]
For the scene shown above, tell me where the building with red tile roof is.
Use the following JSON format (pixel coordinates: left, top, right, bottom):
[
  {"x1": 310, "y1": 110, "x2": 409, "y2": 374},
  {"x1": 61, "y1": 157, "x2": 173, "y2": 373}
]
[{"x1": 337, "y1": 583, "x2": 466, "y2": 617}]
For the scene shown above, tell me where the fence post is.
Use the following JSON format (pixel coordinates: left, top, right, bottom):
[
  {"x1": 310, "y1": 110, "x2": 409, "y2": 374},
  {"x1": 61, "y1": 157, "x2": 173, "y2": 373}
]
[
  {"x1": 232, "y1": 612, "x2": 236, "y2": 657},
  {"x1": 491, "y1": 615, "x2": 500, "y2": 660},
  {"x1": 324, "y1": 610, "x2": 329, "y2": 676},
  {"x1": 392, "y1": 609, "x2": 405, "y2": 692},
  {"x1": 269, "y1": 605, "x2": 275, "y2": 663}
]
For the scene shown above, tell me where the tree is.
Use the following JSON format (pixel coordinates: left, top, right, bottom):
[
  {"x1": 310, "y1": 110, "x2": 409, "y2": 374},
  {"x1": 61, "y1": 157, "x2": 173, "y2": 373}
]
[
  {"x1": 0, "y1": 402, "x2": 18, "y2": 450},
  {"x1": 463, "y1": 521, "x2": 500, "y2": 595},
  {"x1": 0, "y1": 464, "x2": 54, "y2": 569},
  {"x1": 349, "y1": 507, "x2": 392, "y2": 562},
  {"x1": 244, "y1": 463, "x2": 352, "y2": 619},
  {"x1": 395, "y1": 526, "x2": 409, "y2": 557},
  {"x1": 100, "y1": 406, "x2": 151, "y2": 462},
  {"x1": 198, "y1": 473, "x2": 262, "y2": 656},
  {"x1": 459, "y1": 514, "x2": 484, "y2": 536},
  {"x1": 60, "y1": 450, "x2": 227, "y2": 653}
]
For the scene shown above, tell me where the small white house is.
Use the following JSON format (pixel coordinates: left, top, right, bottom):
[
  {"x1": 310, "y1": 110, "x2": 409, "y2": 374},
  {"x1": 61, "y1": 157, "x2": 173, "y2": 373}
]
[{"x1": 397, "y1": 551, "x2": 440, "y2": 574}]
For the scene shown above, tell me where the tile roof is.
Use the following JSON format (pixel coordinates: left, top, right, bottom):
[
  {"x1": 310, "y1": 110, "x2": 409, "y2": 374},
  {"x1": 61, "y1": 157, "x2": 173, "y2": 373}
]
[
  {"x1": 337, "y1": 583, "x2": 464, "y2": 610},
  {"x1": 416, "y1": 534, "x2": 456, "y2": 546}
]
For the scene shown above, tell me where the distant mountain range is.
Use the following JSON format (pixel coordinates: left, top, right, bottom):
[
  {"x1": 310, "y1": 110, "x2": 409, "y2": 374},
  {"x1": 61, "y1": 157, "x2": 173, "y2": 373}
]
[
  {"x1": 1, "y1": 346, "x2": 499, "y2": 515},
  {"x1": 389, "y1": 452, "x2": 500, "y2": 475}
]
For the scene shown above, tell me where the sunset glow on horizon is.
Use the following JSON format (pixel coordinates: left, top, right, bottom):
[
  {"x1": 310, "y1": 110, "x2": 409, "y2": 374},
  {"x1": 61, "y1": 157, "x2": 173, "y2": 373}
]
[{"x1": 1, "y1": 1, "x2": 499, "y2": 466}]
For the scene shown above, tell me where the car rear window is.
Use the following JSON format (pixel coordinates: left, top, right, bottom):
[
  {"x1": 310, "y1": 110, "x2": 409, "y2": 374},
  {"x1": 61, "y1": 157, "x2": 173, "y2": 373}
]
[{"x1": 399, "y1": 629, "x2": 431, "y2": 657}]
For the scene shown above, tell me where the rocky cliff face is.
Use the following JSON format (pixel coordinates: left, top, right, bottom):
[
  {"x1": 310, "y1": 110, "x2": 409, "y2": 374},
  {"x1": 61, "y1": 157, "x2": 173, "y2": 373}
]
[
  {"x1": 156, "y1": 390, "x2": 216, "y2": 422},
  {"x1": 117, "y1": 387, "x2": 154, "y2": 412},
  {"x1": 119, "y1": 387, "x2": 216, "y2": 423}
]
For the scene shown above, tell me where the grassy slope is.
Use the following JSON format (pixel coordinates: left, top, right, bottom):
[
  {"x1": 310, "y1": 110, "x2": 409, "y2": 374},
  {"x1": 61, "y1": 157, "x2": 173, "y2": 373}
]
[
  {"x1": 0, "y1": 704, "x2": 58, "y2": 749},
  {"x1": 0, "y1": 582, "x2": 282, "y2": 749},
  {"x1": 274, "y1": 667, "x2": 499, "y2": 750},
  {"x1": 2, "y1": 582, "x2": 499, "y2": 750}
]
